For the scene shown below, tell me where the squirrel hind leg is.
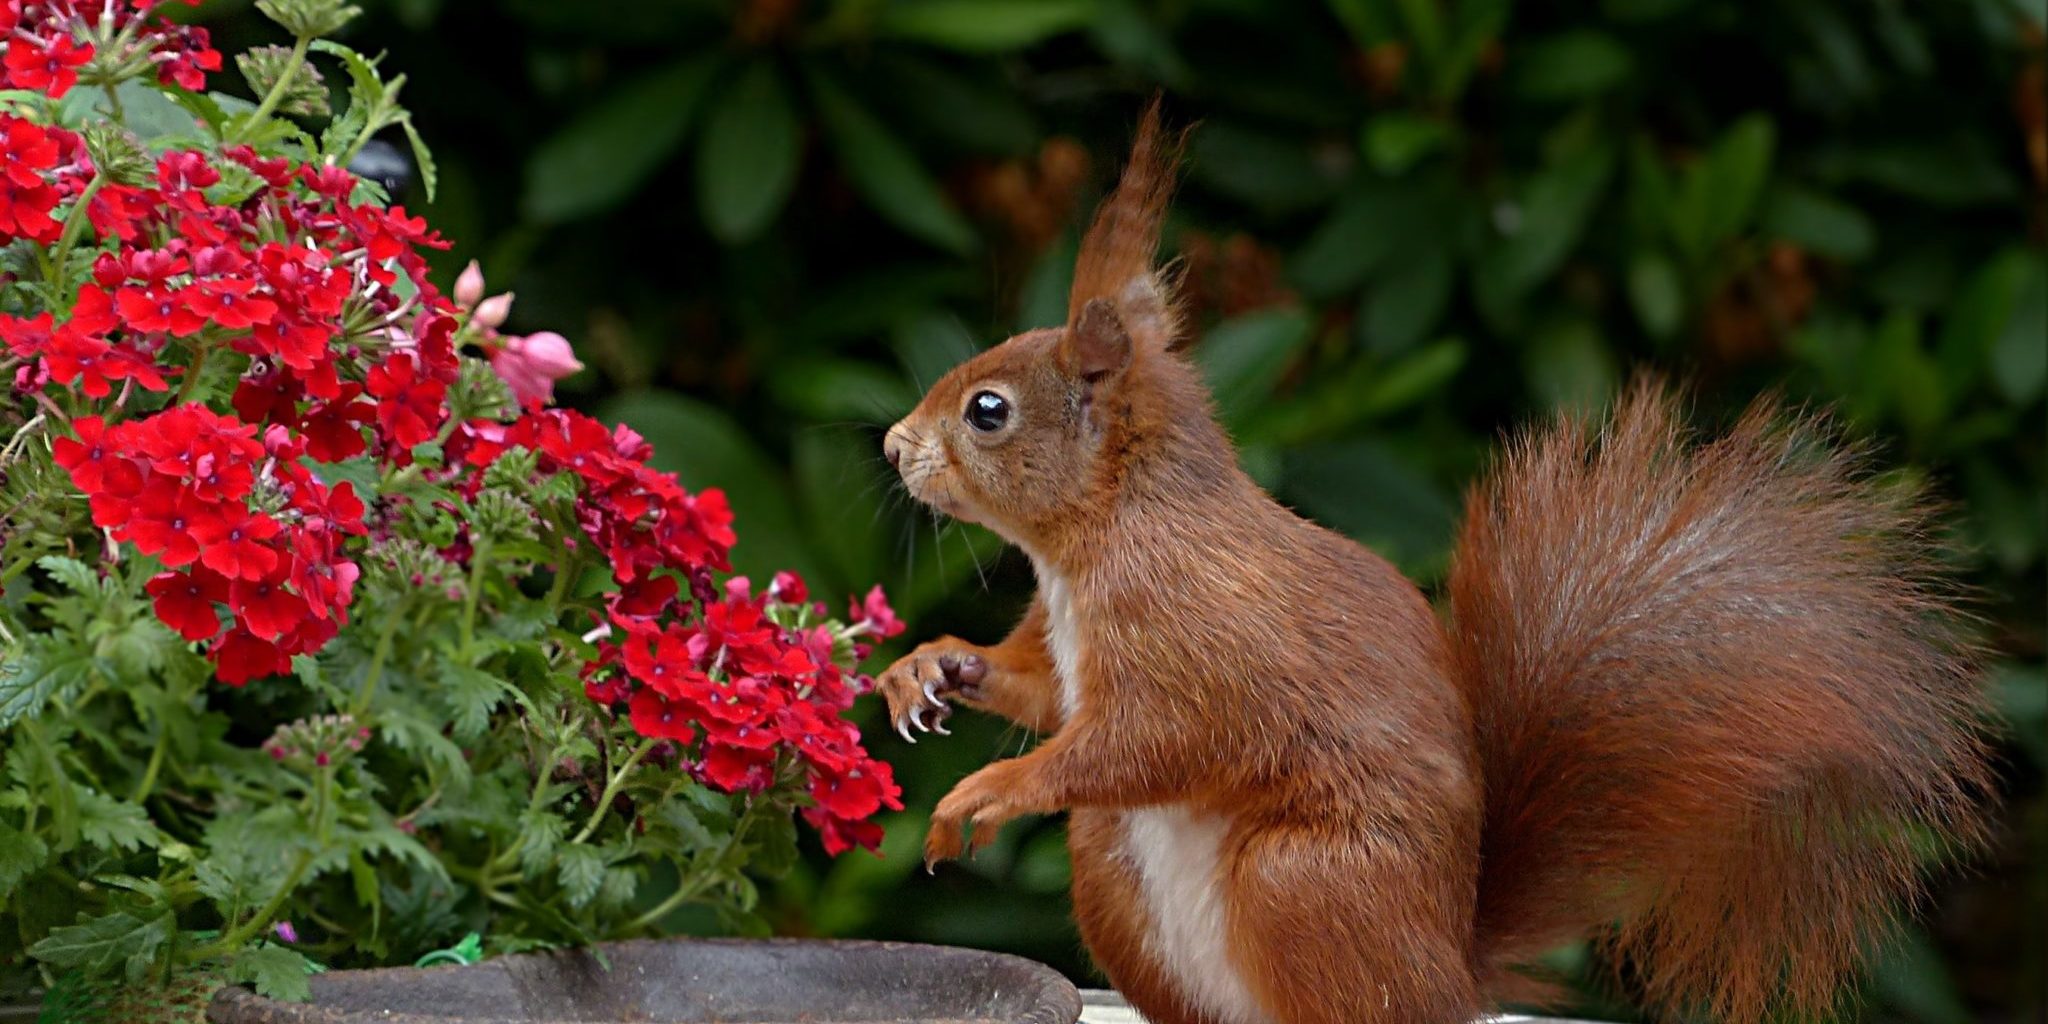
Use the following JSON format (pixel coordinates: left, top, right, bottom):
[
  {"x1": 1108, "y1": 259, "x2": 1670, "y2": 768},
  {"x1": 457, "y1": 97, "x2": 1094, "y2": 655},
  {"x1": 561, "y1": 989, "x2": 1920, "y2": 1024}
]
[
  {"x1": 1223, "y1": 823, "x2": 1483, "y2": 1024},
  {"x1": 1069, "y1": 810, "x2": 1219, "y2": 1024}
]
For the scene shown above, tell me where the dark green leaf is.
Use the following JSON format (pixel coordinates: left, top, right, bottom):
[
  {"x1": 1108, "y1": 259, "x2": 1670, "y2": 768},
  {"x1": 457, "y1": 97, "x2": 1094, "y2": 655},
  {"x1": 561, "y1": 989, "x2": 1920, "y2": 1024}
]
[
  {"x1": 1523, "y1": 319, "x2": 1618, "y2": 412},
  {"x1": 1193, "y1": 122, "x2": 1340, "y2": 213},
  {"x1": 524, "y1": 55, "x2": 719, "y2": 222},
  {"x1": 1197, "y1": 309, "x2": 1314, "y2": 428},
  {"x1": 1361, "y1": 113, "x2": 1452, "y2": 176},
  {"x1": 696, "y1": 62, "x2": 802, "y2": 243},
  {"x1": 1762, "y1": 184, "x2": 1875, "y2": 262},
  {"x1": 1280, "y1": 440, "x2": 1456, "y2": 574},
  {"x1": 228, "y1": 946, "x2": 325, "y2": 1002},
  {"x1": 1362, "y1": 249, "x2": 1453, "y2": 355},
  {"x1": 0, "y1": 636, "x2": 96, "y2": 730},
  {"x1": 1491, "y1": 144, "x2": 1616, "y2": 295},
  {"x1": 1991, "y1": 251, "x2": 2048, "y2": 405},
  {"x1": 29, "y1": 910, "x2": 172, "y2": 973},
  {"x1": 1670, "y1": 115, "x2": 1774, "y2": 260},
  {"x1": 873, "y1": 0, "x2": 1099, "y2": 52},
  {"x1": 556, "y1": 844, "x2": 604, "y2": 908},
  {"x1": 811, "y1": 76, "x2": 977, "y2": 253},
  {"x1": 1511, "y1": 30, "x2": 1634, "y2": 100},
  {"x1": 0, "y1": 817, "x2": 46, "y2": 899},
  {"x1": 1626, "y1": 250, "x2": 1684, "y2": 339},
  {"x1": 75, "y1": 787, "x2": 158, "y2": 852}
]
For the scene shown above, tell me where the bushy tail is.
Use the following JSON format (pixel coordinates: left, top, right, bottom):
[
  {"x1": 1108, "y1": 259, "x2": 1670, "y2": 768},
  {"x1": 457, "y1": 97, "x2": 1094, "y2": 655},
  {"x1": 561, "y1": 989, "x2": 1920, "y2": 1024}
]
[{"x1": 1448, "y1": 379, "x2": 1992, "y2": 1022}]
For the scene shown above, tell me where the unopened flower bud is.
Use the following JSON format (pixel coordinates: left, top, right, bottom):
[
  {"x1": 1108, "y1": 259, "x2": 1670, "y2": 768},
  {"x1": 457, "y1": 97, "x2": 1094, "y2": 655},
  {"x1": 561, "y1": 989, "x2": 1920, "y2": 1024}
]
[
  {"x1": 486, "y1": 331, "x2": 582, "y2": 406},
  {"x1": 255, "y1": 0, "x2": 362, "y2": 38},
  {"x1": 237, "y1": 44, "x2": 329, "y2": 119},
  {"x1": 472, "y1": 292, "x2": 514, "y2": 331},
  {"x1": 82, "y1": 124, "x2": 152, "y2": 187},
  {"x1": 454, "y1": 260, "x2": 485, "y2": 309}
]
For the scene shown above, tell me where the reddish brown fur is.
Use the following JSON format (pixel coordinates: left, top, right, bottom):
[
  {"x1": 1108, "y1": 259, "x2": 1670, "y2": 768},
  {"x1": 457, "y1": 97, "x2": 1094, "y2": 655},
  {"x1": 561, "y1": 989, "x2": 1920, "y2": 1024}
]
[{"x1": 876, "y1": 106, "x2": 1990, "y2": 1024}]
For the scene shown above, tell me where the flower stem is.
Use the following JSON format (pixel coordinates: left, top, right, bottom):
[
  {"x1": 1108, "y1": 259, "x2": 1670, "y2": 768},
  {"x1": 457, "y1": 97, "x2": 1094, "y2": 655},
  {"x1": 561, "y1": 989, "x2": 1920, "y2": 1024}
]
[
  {"x1": 168, "y1": 344, "x2": 211, "y2": 406},
  {"x1": 48, "y1": 173, "x2": 107, "y2": 293},
  {"x1": 569, "y1": 739, "x2": 656, "y2": 845},
  {"x1": 231, "y1": 35, "x2": 312, "y2": 143},
  {"x1": 457, "y1": 539, "x2": 492, "y2": 658},
  {"x1": 350, "y1": 604, "x2": 404, "y2": 717}
]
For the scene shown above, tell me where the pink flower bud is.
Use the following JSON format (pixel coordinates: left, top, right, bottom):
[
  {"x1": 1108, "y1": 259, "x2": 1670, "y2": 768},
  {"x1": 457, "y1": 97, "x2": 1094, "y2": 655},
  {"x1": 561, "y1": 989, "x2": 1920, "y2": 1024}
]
[
  {"x1": 273, "y1": 921, "x2": 298, "y2": 943},
  {"x1": 472, "y1": 291, "x2": 514, "y2": 331},
  {"x1": 454, "y1": 260, "x2": 485, "y2": 309},
  {"x1": 487, "y1": 331, "x2": 583, "y2": 407}
]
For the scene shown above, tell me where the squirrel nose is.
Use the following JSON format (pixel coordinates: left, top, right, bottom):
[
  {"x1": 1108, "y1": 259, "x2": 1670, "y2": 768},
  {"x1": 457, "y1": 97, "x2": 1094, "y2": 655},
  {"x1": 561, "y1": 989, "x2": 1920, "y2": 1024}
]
[{"x1": 883, "y1": 431, "x2": 905, "y2": 471}]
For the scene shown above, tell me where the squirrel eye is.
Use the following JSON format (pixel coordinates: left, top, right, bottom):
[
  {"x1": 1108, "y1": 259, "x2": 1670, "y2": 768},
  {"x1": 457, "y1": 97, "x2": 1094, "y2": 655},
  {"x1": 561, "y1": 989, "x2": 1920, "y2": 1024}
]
[{"x1": 964, "y1": 390, "x2": 1010, "y2": 432}]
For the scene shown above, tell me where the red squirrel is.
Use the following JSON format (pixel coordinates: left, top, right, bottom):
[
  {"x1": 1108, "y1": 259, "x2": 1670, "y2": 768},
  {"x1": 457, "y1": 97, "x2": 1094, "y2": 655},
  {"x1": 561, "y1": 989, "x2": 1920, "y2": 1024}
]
[{"x1": 875, "y1": 104, "x2": 1991, "y2": 1024}]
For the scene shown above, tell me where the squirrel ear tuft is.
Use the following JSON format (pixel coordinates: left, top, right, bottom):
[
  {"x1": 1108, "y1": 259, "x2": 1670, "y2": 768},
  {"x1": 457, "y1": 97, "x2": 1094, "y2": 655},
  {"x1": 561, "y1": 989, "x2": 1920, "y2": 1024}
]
[
  {"x1": 1068, "y1": 97, "x2": 1186, "y2": 353},
  {"x1": 1063, "y1": 298, "x2": 1133, "y2": 382}
]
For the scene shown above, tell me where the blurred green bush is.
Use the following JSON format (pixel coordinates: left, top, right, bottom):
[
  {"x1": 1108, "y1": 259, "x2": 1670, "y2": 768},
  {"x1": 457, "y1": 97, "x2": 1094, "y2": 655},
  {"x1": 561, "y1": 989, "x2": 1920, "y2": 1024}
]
[{"x1": 193, "y1": 0, "x2": 2044, "y2": 1018}]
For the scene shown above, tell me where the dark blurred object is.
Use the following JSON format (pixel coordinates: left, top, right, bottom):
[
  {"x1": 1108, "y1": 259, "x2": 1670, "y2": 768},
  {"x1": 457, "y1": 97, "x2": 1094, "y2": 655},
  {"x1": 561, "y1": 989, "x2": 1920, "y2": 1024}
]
[{"x1": 348, "y1": 136, "x2": 411, "y2": 197}]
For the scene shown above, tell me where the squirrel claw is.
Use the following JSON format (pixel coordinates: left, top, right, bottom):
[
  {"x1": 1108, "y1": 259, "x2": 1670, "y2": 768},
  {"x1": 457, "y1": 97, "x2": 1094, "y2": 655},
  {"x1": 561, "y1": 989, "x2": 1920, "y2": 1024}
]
[
  {"x1": 909, "y1": 705, "x2": 933, "y2": 733},
  {"x1": 894, "y1": 717, "x2": 917, "y2": 744},
  {"x1": 922, "y1": 679, "x2": 943, "y2": 707}
]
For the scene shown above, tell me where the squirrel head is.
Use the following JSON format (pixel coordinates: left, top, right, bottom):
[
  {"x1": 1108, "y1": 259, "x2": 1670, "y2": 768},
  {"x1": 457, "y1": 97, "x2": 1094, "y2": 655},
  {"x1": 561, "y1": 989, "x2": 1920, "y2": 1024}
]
[{"x1": 884, "y1": 102, "x2": 1240, "y2": 561}]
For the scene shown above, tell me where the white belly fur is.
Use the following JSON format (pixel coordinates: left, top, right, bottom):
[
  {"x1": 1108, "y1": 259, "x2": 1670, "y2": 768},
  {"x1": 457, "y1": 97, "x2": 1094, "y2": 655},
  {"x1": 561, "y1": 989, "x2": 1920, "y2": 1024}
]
[{"x1": 1032, "y1": 560, "x2": 1267, "y2": 1024}]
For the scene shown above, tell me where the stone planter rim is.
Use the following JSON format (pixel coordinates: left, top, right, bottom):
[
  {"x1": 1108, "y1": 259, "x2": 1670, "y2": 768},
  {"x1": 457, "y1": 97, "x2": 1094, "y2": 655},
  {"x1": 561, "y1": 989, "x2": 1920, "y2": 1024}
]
[{"x1": 207, "y1": 936, "x2": 1082, "y2": 1024}]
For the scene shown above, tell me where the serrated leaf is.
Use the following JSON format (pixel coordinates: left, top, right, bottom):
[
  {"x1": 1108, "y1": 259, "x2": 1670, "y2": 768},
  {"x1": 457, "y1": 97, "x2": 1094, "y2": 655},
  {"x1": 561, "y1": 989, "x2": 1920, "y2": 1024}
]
[
  {"x1": 556, "y1": 844, "x2": 604, "y2": 908},
  {"x1": 228, "y1": 945, "x2": 325, "y2": 1002},
  {"x1": 695, "y1": 62, "x2": 801, "y2": 243},
  {"x1": 0, "y1": 637, "x2": 97, "y2": 730},
  {"x1": 29, "y1": 910, "x2": 172, "y2": 972},
  {"x1": 438, "y1": 663, "x2": 511, "y2": 742},
  {"x1": 75, "y1": 787, "x2": 159, "y2": 852},
  {"x1": 0, "y1": 817, "x2": 47, "y2": 899},
  {"x1": 36, "y1": 556, "x2": 99, "y2": 595},
  {"x1": 810, "y1": 75, "x2": 975, "y2": 253},
  {"x1": 523, "y1": 55, "x2": 718, "y2": 222},
  {"x1": 517, "y1": 810, "x2": 568, "y2": 880},
  {"x1": 399, "y1": 117, "x2": 438, "y2": 201}
]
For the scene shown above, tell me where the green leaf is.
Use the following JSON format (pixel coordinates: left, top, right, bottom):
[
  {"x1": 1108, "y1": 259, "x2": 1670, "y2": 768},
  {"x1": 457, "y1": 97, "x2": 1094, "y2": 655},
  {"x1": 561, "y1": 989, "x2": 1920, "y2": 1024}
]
[
  {"x1": 1524, "y1": 319, "x2": 1618, "y2": 412},
  {"x1": 810, "y1": 76, "x2": 976, "y2": 253},
  {"x1": 0, "y1": 817, "x2": 46, "y2": 899},
  {"x1": 1197, "y1": 309, "x2": 1314, "y2": 429},
  {"x1": 437, "y1": 663, "x2": 511, "y2": 742},
  {"x1": 1290, "y1": 179, "x2": 1444, "y2": 298},
  {"x1": 556, "y1": 844, "x2": 604, "y2": 909},
  {"x1": 398, "y1": 117, "x2": 438, "y2": 201},
  {"x1": 1490, "y1": 144, "x2": 1617, "y2": 296},
  {"x1": 871, "y1": 56, "x2": 1039, "y2": 157},
  {"x1": 75, "y1": 787, "x2": 159, "y2": 853},
  {"x1": 1991, "y1": 251, "x2": 2048, "y2": 405},
  {"x1": 1670, "y1": 115, "x2": 1774, "y2": 261},
  {"x1": 0, "y1": 636, "x2": 97, "y2": 730},
  {"x1": 873, "y1": 0, "x2": 1099, "y2": 52},
  {"x1": 1936, "y1": 249, "x2": 2032, "y2": 400},
  {"x1": 1762, "y1": 184, "x2": 1875, "y2": 262},
  {"x1": 1362, "y1": 113, "x2": 1453, "y2": 176},
  {"x1": 1280, "y1": 440, "x2": 1456, "y2": 575},
  {"x1": 228, "y1": 946, "x2": 325, "y2": 1002},
  {"x1": 29, "y1": 910, "x2": 172, "y2": 973},
  {"x1": 1194, "y1": 121, "x2": 1340, "y2": 213},
  {"x1": 696, "y1": 62, "x2": 802, "y2": 243},
  {"x1": 1511, "y1": 30, "x2": 1634, "y2": 100},
  {"x1": 1361, "y1": 249, "x2": 1453, "y2": 355},
  {"x1": 1626, "y1": 250, "x2": 1684, "y2": 340},
  {"x1": 523, "y1": 54, "x2": 719, "y2": 223}
]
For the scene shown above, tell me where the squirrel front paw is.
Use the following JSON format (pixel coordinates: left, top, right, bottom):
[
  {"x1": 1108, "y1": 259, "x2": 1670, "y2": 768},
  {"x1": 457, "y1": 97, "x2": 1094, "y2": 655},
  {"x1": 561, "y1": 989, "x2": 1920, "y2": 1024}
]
[{"x1": 876, "y1": 641, "x2": 989, "y2": 743}]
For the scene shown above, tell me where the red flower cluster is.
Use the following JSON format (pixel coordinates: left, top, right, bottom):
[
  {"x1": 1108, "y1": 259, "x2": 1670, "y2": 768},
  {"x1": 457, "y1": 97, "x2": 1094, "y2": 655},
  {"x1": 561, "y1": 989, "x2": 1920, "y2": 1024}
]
[
  {"x1": 53, "y1": 406, "x2": 365, "y2": 683},
  {"x1": 3, "y1": 0, "x2": 219, "y2": 98},
  {"x1": 13, "y1": 139, "x2": 450, "y2": 678},
  {"x1": 585, "y1": 572, "x2": 905, "y2": 855},
  {"x1": 452, "y1": 408, "x2": 736, "y2": 586},
  {"x1": 0, "y1": 112, "x2": 84, "y2": 245}
]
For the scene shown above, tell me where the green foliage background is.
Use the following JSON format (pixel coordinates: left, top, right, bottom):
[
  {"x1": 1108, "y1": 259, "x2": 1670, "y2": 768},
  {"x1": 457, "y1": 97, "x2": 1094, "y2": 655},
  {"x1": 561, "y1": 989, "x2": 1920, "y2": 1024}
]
[{"x1": 195, "y1": 0, "x2": 2044, "y2": 1018}]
